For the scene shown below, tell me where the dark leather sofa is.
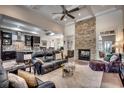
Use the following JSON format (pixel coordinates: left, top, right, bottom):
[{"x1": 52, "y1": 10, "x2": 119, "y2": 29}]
[
  {"x1": 41, "y1": 59, "x2": 67, "y2": 74},
  {"x1": 32, "y1": 50, "x2": 68, "y2": 75},
  {"x1": 0, "y1": 64, "x2": 55, "y2": 88}
]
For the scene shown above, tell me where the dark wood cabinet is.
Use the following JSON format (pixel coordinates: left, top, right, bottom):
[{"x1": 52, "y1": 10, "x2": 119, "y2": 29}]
[
  {"x1": 1, "y1": 51, "x2": 16, "y2": 61},
  {"x1": 67, "y1": 50, "x2": 74, "y2": 58},
  {"x1": 32, "y1": 36, "x2": 40, "y2": 43},
  {"x1": 1, "y1": 31, "x2": 15, "y2": 61},
  {"x1": 25, "y1": 35, "x2": 32, "y2": 46},
  {"x1": 25, "y1": 35, "x2": 40, "y2": 47},
  {"x1": 2, "y1": 32, "x2": 12, "y2": 45},
  {"x1": 31, "y1": 36, "x2": 40, "y2": 48}
]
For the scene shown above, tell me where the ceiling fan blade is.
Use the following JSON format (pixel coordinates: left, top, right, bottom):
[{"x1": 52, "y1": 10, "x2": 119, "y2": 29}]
[
  {"x1": 60, "y1": 15, "x2": 65, "y2": 20},
  {"x1": 61, "y1": 5, "x2": 66, "y2": 11},
  {"x1": 67, "y1": 14, "x2": 75, "y2": 19},
  {"x1": 68, "y1": 7, "x2": 79, "y2": 13},
  {"x1": 52, "y1": 13, "x2": 63, "y2": 14}
]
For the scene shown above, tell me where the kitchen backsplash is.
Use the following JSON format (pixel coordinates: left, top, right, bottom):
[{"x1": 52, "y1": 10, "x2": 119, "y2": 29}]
[
  {"x1": 2, "y1": 45, "x2": 16, "y2": 51},
  {"x1": 2, "y1": 41, "x2": 32, "y2": 52}
]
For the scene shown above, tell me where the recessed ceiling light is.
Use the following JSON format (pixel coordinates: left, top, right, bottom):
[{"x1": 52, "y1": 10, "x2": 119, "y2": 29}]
[
  {"x1": 78, "y1": 13, "x2": 81, "y2": 16},
  {"x1": 31, "y1": 31, "x2": 38, "y2": 34},
  {"x1": 50, "y1": 32, "x2": 55, "y2": 36}
]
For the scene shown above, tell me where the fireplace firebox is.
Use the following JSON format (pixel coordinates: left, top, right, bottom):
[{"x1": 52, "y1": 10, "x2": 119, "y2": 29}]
[{"x1": 78, "y1": 49, "x2": 90, "y2": 61}]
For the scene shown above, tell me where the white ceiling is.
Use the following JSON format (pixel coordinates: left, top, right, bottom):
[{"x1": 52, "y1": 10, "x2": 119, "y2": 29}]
[
  {"x1": 0, "y1": 5, "x2": 123, "y2": 36},
  {"x1": 24, "y1": 5, "x2": 123, "y2": 26}
]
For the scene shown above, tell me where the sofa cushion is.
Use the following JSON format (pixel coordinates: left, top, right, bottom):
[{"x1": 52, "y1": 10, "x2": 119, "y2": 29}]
[
  {"x1": 32, "y1": 51, "x2": 44, "y2": 59},
  {"x1": 0, "y1": 64, "x2": 9, "y2": 88},
  {"x1": 55, "y1": 53, "x2": 62, "y2": 60},
  {"x1": 43, "y1": 62, "x2": 54, "y2": 68},
  {"x1": 18, "y1": 70, "x2": 38, "y2": 88},
  {"x1": 8, "y1": 73, "x2": 28, "y2": 88},
  {"x1": 45, "y1": 50, "x2": 54, "y2": 56},
  {"x1": 45, "y1": 56, "x2": 54, "y2": 62}
]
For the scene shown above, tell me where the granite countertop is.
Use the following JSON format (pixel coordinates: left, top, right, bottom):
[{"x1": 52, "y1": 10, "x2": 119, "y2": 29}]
[
  {"x1": 2, "y1": 60, "x2": 25, "y2": 71},
  {"x1": 3, "y1": 50, "x2": 33, "y2": 53},
  {"x1": 17, "y1": 50, "x2": 33, "y2": 52},
  {"x1": 5, "y1": 63, "x2": 26, "y2": 72}
]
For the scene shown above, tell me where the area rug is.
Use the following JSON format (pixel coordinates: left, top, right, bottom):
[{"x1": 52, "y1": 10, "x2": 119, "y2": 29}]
[{"x1": 37, "y1": 64, "x2": 103, "y2": 88}]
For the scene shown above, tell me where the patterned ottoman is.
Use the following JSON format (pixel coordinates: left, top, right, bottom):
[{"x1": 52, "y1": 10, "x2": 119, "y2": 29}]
[{"x1": 89, "y1": 60, "x2": 108, "y2": 72}]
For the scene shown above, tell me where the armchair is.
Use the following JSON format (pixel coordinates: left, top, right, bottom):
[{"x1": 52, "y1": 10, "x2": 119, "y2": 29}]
[
  {"x1": 107, "y1": 59, "x2": 121, "y2": 72},
  {"x1": 89, "y1": 54, "x2": 122, "y2": 73}
]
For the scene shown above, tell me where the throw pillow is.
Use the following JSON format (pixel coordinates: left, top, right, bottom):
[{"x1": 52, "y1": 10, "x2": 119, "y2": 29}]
[
  {"x1": 104, "y1": 56, "x2": 110, "y2": 62},
  {"x1": 55, "y1": 53, "x2": 62, "y2": 60},
  {"x1": 8, "y1": 73, "x2": 28, "y2": 88},
  {"x1": 0, "y1": 64, "x2": 9, "y2": 88},
  {"x1": 110, "y1": 54, "x2": 118, "y2": 62},
  {"x1": 35, "y1": 58, "x2": 44, "y2": 64},
  {"x1": 18, "y1": 70, "x2": 38, "y2": 88},
  {"x1": 63, "y1": 51, "x2": 67, "y2": 59},
  {"x1": 104, "y1": 54, "x2": 113, "y2": 62}
]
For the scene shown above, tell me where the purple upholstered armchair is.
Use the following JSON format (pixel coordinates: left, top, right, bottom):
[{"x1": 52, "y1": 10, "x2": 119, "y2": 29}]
[
  {"x1": 107, "y1": 56, "x2": 121, "y2": 72},
  {"x1": 89, "y1": 54, "x2": 122, "y2": 73}
]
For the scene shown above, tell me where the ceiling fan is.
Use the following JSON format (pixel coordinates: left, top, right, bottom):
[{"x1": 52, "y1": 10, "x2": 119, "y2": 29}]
[{"x1": 52, "y1": 5, "x2": 80, "y2": 21}]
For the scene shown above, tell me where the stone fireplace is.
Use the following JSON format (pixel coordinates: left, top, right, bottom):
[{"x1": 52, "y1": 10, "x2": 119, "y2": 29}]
[{"x1": 75, "y1": 17, "x2": 96, "y2": 60}]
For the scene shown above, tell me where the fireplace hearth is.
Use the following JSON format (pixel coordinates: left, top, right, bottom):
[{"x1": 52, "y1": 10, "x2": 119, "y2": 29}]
[{"x1": 78, "y1": 49, "x2": 90, "y2": 61}]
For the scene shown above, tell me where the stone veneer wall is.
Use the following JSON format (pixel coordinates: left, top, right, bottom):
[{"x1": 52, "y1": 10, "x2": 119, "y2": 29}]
[{"x1": 75, "y1": 17, "x2": 96, "y2": 60}]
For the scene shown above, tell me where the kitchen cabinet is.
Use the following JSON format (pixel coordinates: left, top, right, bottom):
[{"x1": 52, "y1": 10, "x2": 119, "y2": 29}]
[
  {"x1": 1, "y1": 51, "x2": 16, "y2": 61},
  {"x1": 31, "y1": 36, "x2": 40, "y2": 48},
  {"x1": 25, "y1": 35, "x2": 32, "y2": 46},
  {"x1": 2, "y1": 32, "x2": 12, "y2": 45},
  {"x1": 32, "y1": 36, "x2": 40, "y2": 43}
]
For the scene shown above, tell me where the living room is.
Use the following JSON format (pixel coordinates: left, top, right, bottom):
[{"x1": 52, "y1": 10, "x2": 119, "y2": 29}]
[{"x1": 0, "y1": 5, "x2": 124, "y2": 89}]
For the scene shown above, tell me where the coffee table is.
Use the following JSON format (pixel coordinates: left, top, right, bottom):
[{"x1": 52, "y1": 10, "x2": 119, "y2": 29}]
[{"x1": 62, "y1": 62, "x2": 75, "y2": 77}]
